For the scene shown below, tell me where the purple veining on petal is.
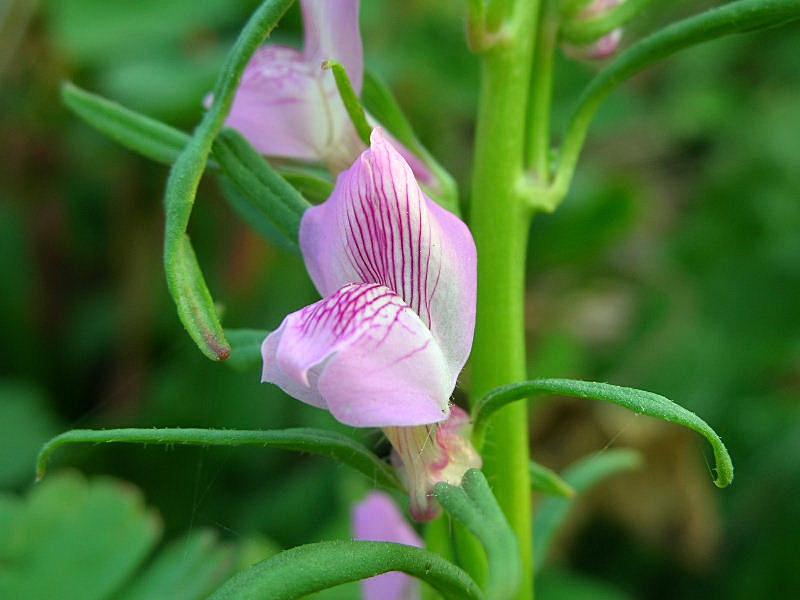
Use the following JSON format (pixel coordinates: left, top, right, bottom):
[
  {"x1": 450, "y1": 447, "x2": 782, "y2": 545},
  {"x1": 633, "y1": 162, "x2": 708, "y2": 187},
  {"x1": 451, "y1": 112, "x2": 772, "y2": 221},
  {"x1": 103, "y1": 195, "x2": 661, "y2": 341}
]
[
  {"x1": 261, "y1": 283, "x2": 451, "y2": 427},
  {"x1": 300, "y1": 129, "x2": 477, "y2": 389},
  {"x1": 353, "y1": 492, "x2": 423, "y2": 600}
]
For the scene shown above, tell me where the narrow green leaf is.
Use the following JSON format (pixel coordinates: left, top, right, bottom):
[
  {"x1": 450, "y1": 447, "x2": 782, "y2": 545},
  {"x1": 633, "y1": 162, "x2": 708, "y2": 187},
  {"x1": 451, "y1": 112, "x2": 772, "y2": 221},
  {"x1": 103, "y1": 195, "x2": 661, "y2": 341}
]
[
  {"x1": 435, "y1": 470, "x2": 520, "y2": 600},
  {"x1": 37, "y1": 428, "x2": 401, "y2": 491},
  {"x1": 162, "y1": 0, "x2": 294, "y2": 360},
  {"x1": 61, "y1": 81, "x2": 189, "y2": 165},
  {"x1": 213, "y1": 128, "x2": 310, "y2": 247},
  {"x1": 553, "y1": 0, "x2": 800, "y2": 197},
  {"x1": 209, "y1": 540, "x2": 484, "y2": 600},
  {"x1": 223, "y1": 328, "x2": 268, "y2": 371},
  {"x1": 530, "y1": 460, "x2": 575, "y2": 498},
  {"x1": 63, "y1": 83, "x2": 310, "y2": 251},
  {"x1": 472, "y1": 379, "x2": 733, "y2": 488},
  {"x1": 361, "y1": 71, "x2": 460, "y2": 215},
  {"x1": 533, "y1": 449, "x2": 641, "y2": 570},
  {"x1": 324, "y1": 59, "x2": 372, "y2": 146},
  {"x1": 560, "y1": 0, "x2": 653, "y2": 44}
]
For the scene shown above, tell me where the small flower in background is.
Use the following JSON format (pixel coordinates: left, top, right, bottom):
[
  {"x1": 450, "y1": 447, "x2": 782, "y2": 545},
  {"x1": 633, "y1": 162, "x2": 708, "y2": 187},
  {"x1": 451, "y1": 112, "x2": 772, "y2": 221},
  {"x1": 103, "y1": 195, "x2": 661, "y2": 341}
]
[
  {"x1": 353, "y1": 492, "x2": 423, "y2": 600},
  {"x1": 221, "y1": 0, "x2": 362, "y2": 172},
  {"x1": 219, "y1": 0, "x2": 435, "y2": 185},
  {"x1": 561, "y1": 0, "x2": 623, "y2": 61},
  {"x1": 262, "y1": 128, "x2": 479, "y2": 518}
]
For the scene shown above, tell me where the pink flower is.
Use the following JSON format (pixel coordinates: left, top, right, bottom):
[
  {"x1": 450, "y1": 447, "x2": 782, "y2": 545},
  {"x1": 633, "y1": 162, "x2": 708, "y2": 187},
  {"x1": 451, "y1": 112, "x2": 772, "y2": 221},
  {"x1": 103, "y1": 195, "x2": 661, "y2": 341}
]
[
  {"x1": 261, "y1": 129, "x2": 480, "y2": 518},
  {"x1": 353, "y1": 492, "x2": 423, "y2": 600},
  {"x1": 262, "y1": 129, "x2": 475, "y2": 428},
  {"x1": 222, "y1": 0, "x2": 435, "y2": 183}
]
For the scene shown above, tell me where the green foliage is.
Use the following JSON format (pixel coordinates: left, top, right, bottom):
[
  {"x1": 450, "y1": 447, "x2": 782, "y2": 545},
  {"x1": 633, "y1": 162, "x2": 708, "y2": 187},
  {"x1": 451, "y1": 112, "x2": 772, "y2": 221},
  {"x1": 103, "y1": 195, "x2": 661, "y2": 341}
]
[
  {"x1": 0, "y1": 472, "x2": 160, "y2": 599},
  {"x1": 222, "y1": 328, "x2": 269, "y2": 372},
  {"x1": 117, "y1": 531, "x2": 236, "y2": 600},
  {"x1": 0, "y1": 383, "x2": 58, "y2": 487},
  {"x1": 62, "y1": 83, "x2": 311, "y2": 251},
  {"x1": 552, "y1": 0, "x2": 800, "y2": 200},
  {"x1": 213, "y1": 128, "x2": 310, "y2": 250},
  {"x1": 37, "y1": 427, "x2": 401, "y2": 491},
  {"x1": 472, "y1": 378, "x2": 733, "y2": 487},
  {"x1": 0, "y1": 472, "x2": 266, "y2": 600},
  {"x1": 534, "y1": 450, "x2": 642, "y2": 571},
  {"x1": 61, "y1": 82, "x2": 189, "y2": 165},
  {"x1": 536, "y1": 568, "x2": 632, "y2": 600},
  {"x1": 4, "y1": 0, "x2": 800, "y2": 598},
  {"x1": 162, "y1": 0, "x2": 294, "y2": 360}
]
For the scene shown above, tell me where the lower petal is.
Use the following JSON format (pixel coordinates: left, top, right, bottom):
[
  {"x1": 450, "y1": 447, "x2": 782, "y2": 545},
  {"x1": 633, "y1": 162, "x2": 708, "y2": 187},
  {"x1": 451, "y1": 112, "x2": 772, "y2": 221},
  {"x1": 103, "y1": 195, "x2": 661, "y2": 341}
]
[{"x1": 261, "y1": 283, "x2": 452, "y2": 427}]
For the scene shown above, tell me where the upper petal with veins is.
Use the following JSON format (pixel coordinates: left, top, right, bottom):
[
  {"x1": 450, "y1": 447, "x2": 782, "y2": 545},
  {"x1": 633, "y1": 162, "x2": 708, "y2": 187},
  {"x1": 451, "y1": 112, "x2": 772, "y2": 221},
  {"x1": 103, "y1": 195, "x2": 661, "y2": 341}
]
[
  {"x1": 225, "y1": 46, "x2": 332, "y2": 160},
  {"x1": 261, "y1": 283, "x2": 451, "y2": 427},
  {"x1": 300, "y1": 129, "x2": 476, "y2": 386},
  {"x1": 301, "y1": 0, "x2": 363, "y2": 92}
]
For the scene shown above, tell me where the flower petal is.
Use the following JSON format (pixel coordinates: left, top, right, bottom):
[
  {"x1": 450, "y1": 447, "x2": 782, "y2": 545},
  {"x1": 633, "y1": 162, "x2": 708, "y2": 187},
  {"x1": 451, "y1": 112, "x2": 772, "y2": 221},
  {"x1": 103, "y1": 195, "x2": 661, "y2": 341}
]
[
  {"x1": 261, "y1": 283, "x2": 451, "y2": 427},
  {"x1": 353, "y1": 492, "x2": 422, "y2": 600},
  {"x1": 299, "y1": 129, "x2": 476, "y2": 387},
  {"x1": 301, "y1": 0, "x2": 363, "y2": 92},
  {"x1": 225, "y1": 46, "x2": 332, "y2": 160}
]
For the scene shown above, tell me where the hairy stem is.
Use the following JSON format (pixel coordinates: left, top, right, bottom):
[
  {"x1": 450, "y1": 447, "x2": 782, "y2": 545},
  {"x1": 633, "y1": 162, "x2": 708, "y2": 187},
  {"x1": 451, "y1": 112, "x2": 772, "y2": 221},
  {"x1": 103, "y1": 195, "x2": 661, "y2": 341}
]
[{"x1": 468, "y1": 1, "x2": 540, "y2": 598}]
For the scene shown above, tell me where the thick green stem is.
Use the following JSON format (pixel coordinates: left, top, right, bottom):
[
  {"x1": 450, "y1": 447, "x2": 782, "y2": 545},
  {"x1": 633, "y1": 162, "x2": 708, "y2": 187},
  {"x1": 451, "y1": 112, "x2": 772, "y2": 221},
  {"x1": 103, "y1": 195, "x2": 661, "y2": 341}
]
[{"x1": 469, "y1": 2, "x2": 540, "y2": 599}]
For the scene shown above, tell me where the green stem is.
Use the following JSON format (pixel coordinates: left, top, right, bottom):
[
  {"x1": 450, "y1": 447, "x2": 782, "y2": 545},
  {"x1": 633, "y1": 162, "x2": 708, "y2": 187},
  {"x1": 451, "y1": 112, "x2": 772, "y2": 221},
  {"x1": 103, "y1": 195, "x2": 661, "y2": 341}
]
[
  {"x1": 527, "y1": 0, "x2": 557, "y2": 180},
  {"x1": 468, "y1": 2, "x2": 540, "y2": 598}
]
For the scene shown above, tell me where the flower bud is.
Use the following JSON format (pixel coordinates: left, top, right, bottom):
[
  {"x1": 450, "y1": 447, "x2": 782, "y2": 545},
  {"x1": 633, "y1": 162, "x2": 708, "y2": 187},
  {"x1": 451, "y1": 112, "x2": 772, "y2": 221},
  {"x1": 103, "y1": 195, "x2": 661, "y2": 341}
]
[
  {"x1": 383, "y1": 406, "x2": 482, "y2": 521},
  {"x1": 561, "y1": 0, "x2": 624, "y2": 61}
]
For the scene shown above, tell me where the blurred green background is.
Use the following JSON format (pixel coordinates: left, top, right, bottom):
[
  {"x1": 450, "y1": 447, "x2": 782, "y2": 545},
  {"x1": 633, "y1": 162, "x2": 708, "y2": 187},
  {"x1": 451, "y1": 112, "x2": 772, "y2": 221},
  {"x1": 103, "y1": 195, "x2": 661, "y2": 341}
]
[{"x1": 1, "y1": 0, "x2": 798, "y2": 598}]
